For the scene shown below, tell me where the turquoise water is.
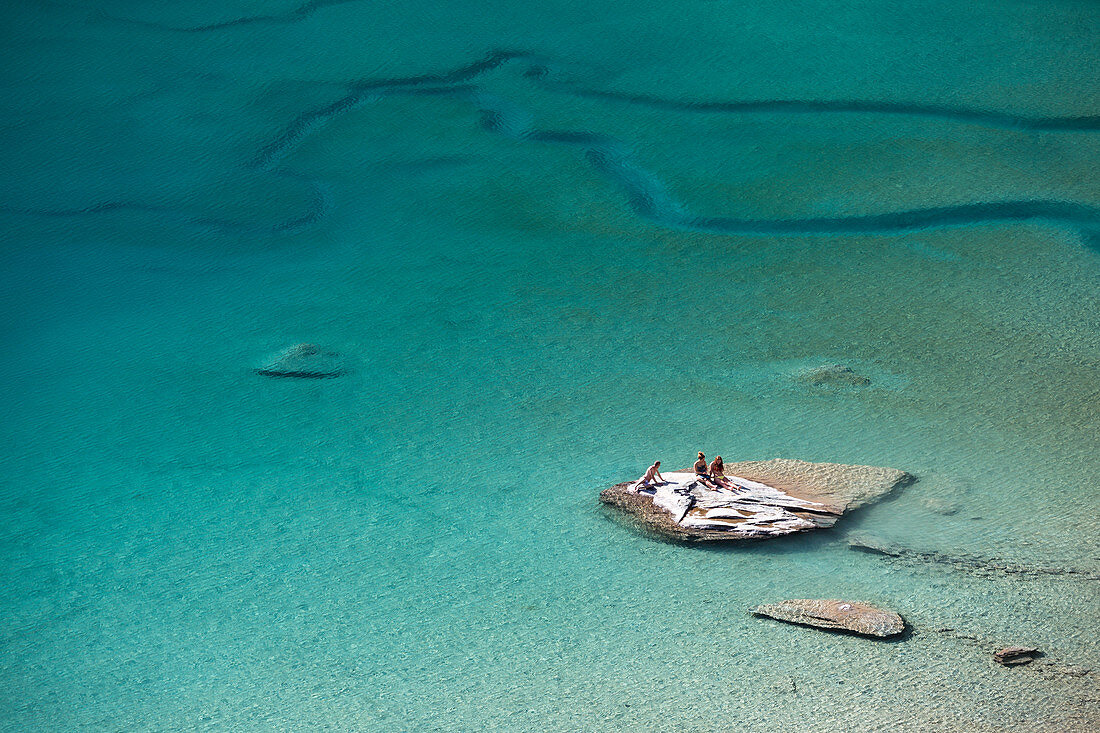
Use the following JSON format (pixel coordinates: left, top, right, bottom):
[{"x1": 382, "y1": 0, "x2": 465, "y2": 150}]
[{"x1": 2, "y1": 1, "x2": 1098, "y2": 729}]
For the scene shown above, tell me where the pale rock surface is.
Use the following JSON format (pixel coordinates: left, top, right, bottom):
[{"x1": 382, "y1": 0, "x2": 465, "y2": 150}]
[
  {"x1": 752, "y1": 599, "x2": 906, "y2": 638},
  {"x1": 600, "y1": 459, "x2": 913, "y2": 542},
  {"x1": 651, "y1": 474, "x2": 822, "y2": 535}
]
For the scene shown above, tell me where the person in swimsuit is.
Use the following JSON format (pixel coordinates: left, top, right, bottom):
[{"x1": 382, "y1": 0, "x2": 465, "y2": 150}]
[
  {"x1": 632, "y1": 460, "x2": 666, "y2": 492},
  {"x1": 693, "y1": 452, "x2": 719, "y2": 488},
  {"x1": 708, "y1": 455, "x2": 733, "y2": 489}
]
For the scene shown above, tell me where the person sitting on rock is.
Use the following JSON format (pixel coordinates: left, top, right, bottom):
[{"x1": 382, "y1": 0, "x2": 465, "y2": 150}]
[
  {"x1": 708, "y1": 455, "x2": 733, "y2": 489},
  {"x1": 693, "y1": 452, "x2": 719, "y2": 488},
  {"x1": 632, "y1": 460, "x2": 666, "y2": 493}
]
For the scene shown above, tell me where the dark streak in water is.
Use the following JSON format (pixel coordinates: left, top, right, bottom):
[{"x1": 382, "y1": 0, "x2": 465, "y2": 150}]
[
  {"x1": 9, "y1": 49, "x2": 1098, "y2": 246},
  {"x1": 0, "y1": 177, "x2": 331, "y2": 236},
  {"x1": 348, "y1": 50, "x2": 536, "y2": 90},
  {"x1": 94, "y1": 0, "x2": 1100, "y2": 136},
  {"x1": 253, "y1": 51, "x2": 1100, "y2": 249},
  {"x1": 102, "y1": 0, "x2": 363, "y2": 33},
  {"x1": 252, "y1": 50, "x2": 537, "y2": 169},
  {"x1": 579, "y1": 134, "x2": 1100, "y2": 247},
  {"x1": 546, "y1": 84, "x2": 1100, "y2": 132},
  {"x1": 690, "y1": 202, "x2": 1100, "y2": 236}
]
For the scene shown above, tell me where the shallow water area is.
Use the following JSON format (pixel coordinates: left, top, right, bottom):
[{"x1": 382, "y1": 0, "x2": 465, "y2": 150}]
[{"x1": 1, "y1": 1, "x2": 1099, "y2": 730}]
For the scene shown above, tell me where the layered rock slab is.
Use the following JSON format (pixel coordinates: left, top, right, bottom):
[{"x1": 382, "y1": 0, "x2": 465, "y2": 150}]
[
  {"x1": 994, "y1": 647, "x2": 1040, "y2": 666},
  {"x1": 600, "y1": 459, "x2": 912, "y2": 542},
  {"x1": 752, "y1": 599, "x2": 906, "y2": 638}
]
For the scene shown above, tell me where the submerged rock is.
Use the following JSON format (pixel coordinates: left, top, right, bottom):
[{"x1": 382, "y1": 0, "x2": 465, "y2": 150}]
[
  {"x1": 255, "y1": 343, "x2": 346, "y2": 379},
  {"x1": 722, "y1": 459, "x2": 912, "y2": 512},
  {"x1": 752, "y1": 599, "x2": 906, "y2": 638},
  {"x1": 798, "y1": 364, "x2": 871, "y2": 387},
  {"x1": 848, "y1": 533, "x2": 1100, "y2": 580},
  {"x1": 921, "y1": 496, "x2": 961, "y2": 516},
  {"x1": 600, "y1": 459, "x2": 913, "y2": 542},
  {"x1": 768, "y1": 675, "x2": 798, "y2": 694},
  {"x1": 1041, "y1": 663, "x2": 1090, "y2": 678},
  {"x1": 994, "y1": 647, "x2": 1040, "y2": 666}
]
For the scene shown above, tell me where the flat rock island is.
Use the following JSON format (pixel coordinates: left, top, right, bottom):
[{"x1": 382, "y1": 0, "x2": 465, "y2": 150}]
[{"x1": 600, "y1": 458, "x2": 913, "y2": 541}]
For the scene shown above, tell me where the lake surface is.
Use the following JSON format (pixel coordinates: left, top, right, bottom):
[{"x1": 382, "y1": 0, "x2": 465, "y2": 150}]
[{"x1": 1, "y1": 1, "x2": 1098, "y2": 729}]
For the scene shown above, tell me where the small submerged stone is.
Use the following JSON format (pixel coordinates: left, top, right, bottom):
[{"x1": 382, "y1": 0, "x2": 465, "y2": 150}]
[
  {"x1": 255, "y1": 343, "x2": 346, "y2": 379},
  {"x1": 921, "y1": 496, "x2": 961, "y2": 516},
  {"x1": 768, "y1": 675, "x2": 798, "y2": 694},
  {"x1": 752, "y1": 599, "x2": 906, "y2": 638},
  {"x1": 993, "y1": 647, "x2": 1040, "y2": 666}
]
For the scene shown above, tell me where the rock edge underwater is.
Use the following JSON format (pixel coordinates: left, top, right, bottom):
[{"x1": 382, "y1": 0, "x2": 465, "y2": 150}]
[
  {"x1": 255, "y1": 343, "x2": 346, "y2": 379},
  {"x1": 600, "y1": 458, "x2": 913, "y2": 541}
]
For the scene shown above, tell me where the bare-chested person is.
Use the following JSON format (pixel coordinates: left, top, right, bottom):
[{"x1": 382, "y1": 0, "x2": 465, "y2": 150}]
[
  {"x1": 708, "y1": 455, "x2": 733, "y2": 489},
  {"x1": 693, "y1": 452, "x2": 719, "y2": 488},
  {"x1": 632, "y1": 460, "x2": 666, "y2": 492}
]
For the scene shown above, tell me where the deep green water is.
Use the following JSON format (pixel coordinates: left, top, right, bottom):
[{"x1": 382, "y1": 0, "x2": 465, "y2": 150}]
[{"x1": 1, "y1": 1, "x2": 1098, "y2": 730}]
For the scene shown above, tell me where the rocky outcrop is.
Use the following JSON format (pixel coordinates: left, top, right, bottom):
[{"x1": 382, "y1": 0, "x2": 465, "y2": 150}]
[
  {"x1": 797, "y1": 364, "x2": 871, "y2": 387},
  {"x1": 660, "y1": 480, "x2": 824, "y2": 535},
  {"x1": 752, "y1": 599, "x2": 906, "y2": 638},
  {"x1": 848, "y1": 533, "x2": 1100, "y2": 580},
  {"x1": 931, "y1": 628, "x2": 1092, "y2": 680},
  {"x1": 255, "y1": 343, "x2": 346, "y2": 378},
  {"x1": 994, "y1": 647, "x2": 1040, "y2": 666},
  {"x1": 600, "y1": 460, "x2": 913, "y2": 542}
]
